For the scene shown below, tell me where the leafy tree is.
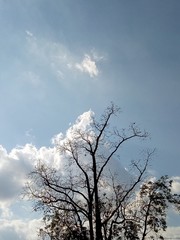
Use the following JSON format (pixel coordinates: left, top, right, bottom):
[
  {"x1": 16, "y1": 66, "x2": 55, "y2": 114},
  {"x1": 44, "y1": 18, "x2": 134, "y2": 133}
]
[
  {"x1": 121, "y1": 175, "x2": 180, "y2": 240},
  {"x1": 25, "y1": 104, "x2": 180, "y2": 240}
]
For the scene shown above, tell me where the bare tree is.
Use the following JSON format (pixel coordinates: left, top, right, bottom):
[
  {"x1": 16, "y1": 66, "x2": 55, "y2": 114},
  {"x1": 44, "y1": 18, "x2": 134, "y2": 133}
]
[{"x1": 24, "y1": 103, "x2": 179, "y2": 240}]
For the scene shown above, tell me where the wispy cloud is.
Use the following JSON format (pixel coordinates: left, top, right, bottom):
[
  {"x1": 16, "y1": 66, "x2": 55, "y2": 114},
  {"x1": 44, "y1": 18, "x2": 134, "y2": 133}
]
[
  {"x1": 23, "y1": 71, "x2": 42, "y2": 87},
  {"x1": 25, "y1": 30, "x2": 34, "y2": 38},
  {"x1": 75, "y1": 54, "x2": 99, "y2": 78},
  {"x1": 25, "y1": 31, "x2": 104, "y2": 81},
  {"x1": 25, "y1": 129, "x2": 36, "y2": 143},
  {"x1": 91, "y1": 48, "x2": 106, "y2": 61}
]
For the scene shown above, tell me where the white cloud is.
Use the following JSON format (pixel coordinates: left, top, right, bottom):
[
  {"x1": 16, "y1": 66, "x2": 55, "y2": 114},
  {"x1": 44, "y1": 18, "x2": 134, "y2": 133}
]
[
  {"x1": 51, "y1": 110, "x2": 94, "y2": 146},
  {"x1": 171, "y1": 176, "x2": 180, "y2": 194},
  {"x1": 75, "y1": 54, "x2": 99, "y2": 77},
  {"x1": 0, "y1": 143, "x2": 61, "y2": 212},
  {"x1": 0, "y1": 218, "x2": 42, "y2": 240},
  {"x1": 0, "y1": 111, "x2": 179, "y2": 239},
  {"x1": 0, "y1": 143, "x2": 62, "y2": 239},
  {"x1": 25, "y1": 32, "x2": 103, "y2": 82},
  {"x1": 0, "y1": 202, "x2": 13, "y2": 219},
  {"x1": 0, "y1": 145, "x2": 36, "y2": 205},
  {"x1": 51, "y1": 110, "x2": 132, "y2": 184}
]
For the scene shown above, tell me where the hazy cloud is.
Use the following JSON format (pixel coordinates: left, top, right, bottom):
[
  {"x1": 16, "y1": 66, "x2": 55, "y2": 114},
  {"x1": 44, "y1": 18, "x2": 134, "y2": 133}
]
[
  {"x1": 171, "y1": 176, "x2": 180, "y2": 194},
  {"x1": 91, "y1": 49, "x2": 106, "y2": 61},
  {"x1": 25, "y1": 32, "x2": 103, "y2": 81},
  {"x1": 23, "y1": 71, "x2": 42, "y2": 87},
  {"x1": 25, "y1": 30, "x2": 34, "y2": 38},
  {"x1": 25, "y1": 129, "x2": 36, "y2": 143},
  {"x1": 162, "y1": 226, "x2": 180, "y2": 238}
]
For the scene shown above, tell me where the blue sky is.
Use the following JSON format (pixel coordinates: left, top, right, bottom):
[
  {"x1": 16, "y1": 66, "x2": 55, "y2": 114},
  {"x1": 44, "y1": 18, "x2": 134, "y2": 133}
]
[{"x1": 0, "y1": 0, "x2": 180, "y2": 238}]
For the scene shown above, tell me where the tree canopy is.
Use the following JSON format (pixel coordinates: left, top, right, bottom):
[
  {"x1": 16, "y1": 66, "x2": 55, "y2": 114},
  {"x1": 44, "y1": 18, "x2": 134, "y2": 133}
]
[{"x1": 25, "y1": 104, "x2": 180, "y2": 240}]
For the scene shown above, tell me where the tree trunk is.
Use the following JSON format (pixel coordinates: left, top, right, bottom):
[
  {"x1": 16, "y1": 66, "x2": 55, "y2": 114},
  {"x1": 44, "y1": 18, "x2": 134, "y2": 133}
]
[{"x1": 93, "y1": 155, "x2": 103, "y2": 240}]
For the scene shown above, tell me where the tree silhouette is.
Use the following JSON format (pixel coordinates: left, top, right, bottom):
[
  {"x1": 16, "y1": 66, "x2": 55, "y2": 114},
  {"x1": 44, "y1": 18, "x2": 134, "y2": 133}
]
[{"x1": 25, "y1": 104, "x2": 180, "y2": 240}]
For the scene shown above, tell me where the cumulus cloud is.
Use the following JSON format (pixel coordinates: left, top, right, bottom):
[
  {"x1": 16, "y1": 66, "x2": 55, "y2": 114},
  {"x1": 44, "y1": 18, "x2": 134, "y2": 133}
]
[
  {"x1": 52, "y1": 110, "x2": 132, "y2": 185},
  {"x1": 75, "y1": 54, "x2": 99, "y2": 77},
  {"x1": 0, "y1": 110, "x2": 179, "y2": 239},
  {"x1": 0, "y1": 144, "x2": 36, "y2": 205},
  {"x1": 0, "y1": 143, "x2": 62, "y2": 239},
  {"x1": 0, "y1": 218, "x2": 42, "y2": 240},
  {"x1": 0, "y1": 143, "x2": 61, "y2": 213},
  {"x1": 51, "y1": 110, "x2": 95, "y2": 148}
]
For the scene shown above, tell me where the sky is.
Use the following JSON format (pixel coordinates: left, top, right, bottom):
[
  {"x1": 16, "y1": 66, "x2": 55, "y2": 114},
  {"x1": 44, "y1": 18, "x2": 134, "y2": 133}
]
[{"x1": 0, "y1": 0, "x2": 180, "y2": 239}]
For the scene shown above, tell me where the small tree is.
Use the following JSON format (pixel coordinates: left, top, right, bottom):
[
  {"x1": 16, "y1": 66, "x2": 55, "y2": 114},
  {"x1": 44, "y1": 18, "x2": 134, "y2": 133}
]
[
  {"x1": 141, "y1": 176, "x2": 180, "y2": 239},
  {"x1": 121, "y1": 175, "x2": 180, "y2": 240},
  {"x1": 25, "y1": 104, "x2": 180, "y2": 240}
]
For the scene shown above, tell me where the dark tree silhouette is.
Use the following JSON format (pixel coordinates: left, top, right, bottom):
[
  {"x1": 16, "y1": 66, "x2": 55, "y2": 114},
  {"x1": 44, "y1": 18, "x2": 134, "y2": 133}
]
[{"x1": 25, "y1": 104, "x2": 180, "y2": 240}]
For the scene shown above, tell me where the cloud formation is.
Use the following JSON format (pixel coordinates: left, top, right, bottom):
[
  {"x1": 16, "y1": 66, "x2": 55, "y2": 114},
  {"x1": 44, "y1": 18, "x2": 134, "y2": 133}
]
[
  {"x1": 0, "y1": 111, "x2": 179, "y2": 239},
  {"x1": 25, "y1": 31, "x2": 102, "y2": 82},
  {"x1": 0, "y1": 144, "x2": 59, "y2": 239},
  {"x1": 0, "y1": 145, "x2": 36, "y2": 205},
  {"x1": 75, "y1": 54, "x2": 99, "y2": 77},
  {"x1": 0, "y1": 219, "x2": 42, "y2": 240}
]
